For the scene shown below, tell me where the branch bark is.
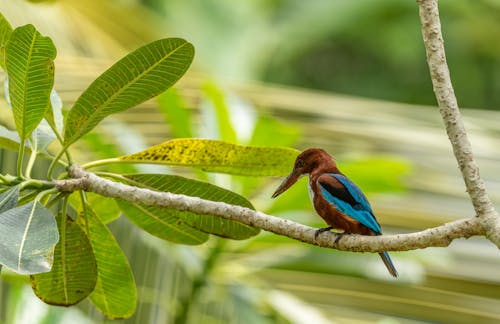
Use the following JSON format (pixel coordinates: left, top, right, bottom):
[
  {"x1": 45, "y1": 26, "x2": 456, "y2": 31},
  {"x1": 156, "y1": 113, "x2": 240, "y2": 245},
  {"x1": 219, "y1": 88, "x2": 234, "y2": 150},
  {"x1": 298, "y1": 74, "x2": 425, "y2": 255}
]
[
  {"x1": 55, "y1": 166, "x2": 484, "y2": 253},
  {"x1": 417, "y1": 0, "x2": 500, "y2": 246}
]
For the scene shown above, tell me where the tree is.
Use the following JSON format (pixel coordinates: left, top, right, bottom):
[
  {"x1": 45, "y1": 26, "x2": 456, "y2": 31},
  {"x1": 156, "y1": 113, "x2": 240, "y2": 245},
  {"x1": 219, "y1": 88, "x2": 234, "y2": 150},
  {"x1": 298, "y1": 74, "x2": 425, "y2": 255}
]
[{"x1": 0, "y1": 0, "x2": 498, "y2": 320}]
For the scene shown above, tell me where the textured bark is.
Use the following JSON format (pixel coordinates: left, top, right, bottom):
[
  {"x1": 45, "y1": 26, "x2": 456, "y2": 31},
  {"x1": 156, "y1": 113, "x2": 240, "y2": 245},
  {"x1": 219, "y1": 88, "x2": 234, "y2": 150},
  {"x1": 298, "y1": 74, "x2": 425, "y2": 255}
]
[
  {"x1": 54, "y1": 166, "x2": 484, "y2": 253},
  {"x1": 417, "y1": 0, "x2": 500, "y2": 246}
]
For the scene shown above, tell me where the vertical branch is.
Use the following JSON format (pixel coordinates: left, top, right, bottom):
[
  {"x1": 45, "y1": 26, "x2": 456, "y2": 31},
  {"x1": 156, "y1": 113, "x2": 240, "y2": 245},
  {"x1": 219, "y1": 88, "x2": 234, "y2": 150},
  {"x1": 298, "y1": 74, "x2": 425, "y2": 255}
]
[{"x1": 416, "y1": 0, "x2": 500, "y2": 245}]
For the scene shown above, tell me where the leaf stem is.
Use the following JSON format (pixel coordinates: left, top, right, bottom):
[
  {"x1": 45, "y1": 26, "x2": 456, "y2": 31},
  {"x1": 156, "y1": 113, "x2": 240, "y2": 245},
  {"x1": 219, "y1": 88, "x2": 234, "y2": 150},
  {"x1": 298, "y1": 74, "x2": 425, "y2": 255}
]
[
  {"x1": 81, "y1": 158, "x2": 122, "y2": 170},
  {"x1": 47, "y1": 149, "x2": 67, "y2": 179},
  {"x1": 25, "y1": 136, "x2": 38, "y2": 178},
  {"x1": 17, "y1": 141, "x2": 25, "y2": 177}
]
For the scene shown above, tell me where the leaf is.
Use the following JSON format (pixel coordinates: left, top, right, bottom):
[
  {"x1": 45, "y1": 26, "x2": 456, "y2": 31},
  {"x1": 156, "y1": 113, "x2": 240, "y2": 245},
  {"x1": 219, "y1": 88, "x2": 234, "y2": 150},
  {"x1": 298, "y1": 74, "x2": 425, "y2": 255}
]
[
  {"x1": 202, "y1": 82, "x2": 237, "y2": 142},
  {"x1": 78, "y1": 205, "x2": 136, "y2": 319},
  {"x1": 63, "y1": 38, "x2": 194, "y2": 148},
  {"x1": 249, "y1": 116, "x2": 301, "y2": 148},
  {"x1": 31, "y1": 214, "x2": 97, "y2": 306},
  {"x1": 0, "y1": 201, "x2": 59, "y2": 274},
  {"x1": 69, "y1": 192, "x2": 121, "y2": 224},
  {"x1": 157, "y1": 88, "x2": 192, "y2": 138},
  {"x1": 43, "y1": 88, "x2": 64, "y2": 136},
  {"x1": 122, "y1": 174, "x2": 259, "y2": 239},
  {"x1": 0, "y1": 12, "x2": 13, "y2": 71},
  {"x1": 119, "y1": 139, "x2": 300, "y2": 176},
  {"x1": 0, "y1": 186, "x2": 19, "y2": 212},
  {"x1": 5, "y1": 24, "x2": 56, "y2": 141},
  {"x1": 0, "y1": 125, "x2": 26, "y2": 152}
]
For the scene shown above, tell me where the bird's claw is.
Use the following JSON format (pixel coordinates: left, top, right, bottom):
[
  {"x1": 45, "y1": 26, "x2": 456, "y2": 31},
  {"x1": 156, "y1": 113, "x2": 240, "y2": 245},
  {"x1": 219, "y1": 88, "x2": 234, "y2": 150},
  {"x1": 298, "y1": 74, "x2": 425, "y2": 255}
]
[{"x1": 314, "y1": 226, "x2": 333, "y2": 240}]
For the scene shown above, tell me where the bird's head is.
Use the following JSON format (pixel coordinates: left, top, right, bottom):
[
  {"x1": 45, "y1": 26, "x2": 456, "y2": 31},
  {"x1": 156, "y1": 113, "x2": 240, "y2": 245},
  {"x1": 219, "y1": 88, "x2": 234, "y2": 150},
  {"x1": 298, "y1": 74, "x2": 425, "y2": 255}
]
[{"x1": 271, "y1": 148, "x2": 336, "y2": 198}]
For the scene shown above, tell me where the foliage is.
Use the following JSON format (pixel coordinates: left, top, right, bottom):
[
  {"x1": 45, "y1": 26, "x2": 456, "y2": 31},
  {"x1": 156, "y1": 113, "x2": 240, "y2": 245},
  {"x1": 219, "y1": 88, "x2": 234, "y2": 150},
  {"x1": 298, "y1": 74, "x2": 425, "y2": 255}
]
[{"x1": 0, "y1": 14, "x2": 304, "y2": 319}]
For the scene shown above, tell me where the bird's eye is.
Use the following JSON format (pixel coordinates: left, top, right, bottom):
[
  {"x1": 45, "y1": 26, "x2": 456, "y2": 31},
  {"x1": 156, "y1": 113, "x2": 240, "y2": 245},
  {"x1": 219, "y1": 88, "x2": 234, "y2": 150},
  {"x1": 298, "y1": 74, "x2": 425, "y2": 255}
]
[{"x1": 296, "y1": 159, "x2": 304, "y2": 168}]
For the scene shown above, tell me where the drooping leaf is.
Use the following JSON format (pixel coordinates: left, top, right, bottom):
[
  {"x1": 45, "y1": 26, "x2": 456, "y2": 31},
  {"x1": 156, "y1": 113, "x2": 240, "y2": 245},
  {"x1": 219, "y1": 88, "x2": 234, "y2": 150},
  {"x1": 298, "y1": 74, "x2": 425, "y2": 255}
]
[
  {"x1": 122, "y1": 174, "x2": 259, "y2": 239},
  {"x1": 119, "y1": 139, "x2": 300, "y2": 176},
  {"x1": 69, "y1": 192, "x2": 121, "y2": 224},
  {"x1": 0, "y1": 12, "x2": 13, "y2": 71},
  {"x1": 78, "y1": 205, "x2": 136, "y2": 319},
  {"x1": 0, "y1": 186, "x2": 19, "y2": 212},
  {"x1": 5, "y1": 24, "x2": 56, "y2": 141},
  {"x1": 63, "y1": 38, "x2": 194, "y2": 148},
  {"x1": 31, "y1": 214, "x2": 97, "y2": 306},
  {"x1": 0, "y1": 201, "x2": 59, "y2": 274},
  {"x1": 157, "y1": 88, "x2": 192, "y2": 138}
]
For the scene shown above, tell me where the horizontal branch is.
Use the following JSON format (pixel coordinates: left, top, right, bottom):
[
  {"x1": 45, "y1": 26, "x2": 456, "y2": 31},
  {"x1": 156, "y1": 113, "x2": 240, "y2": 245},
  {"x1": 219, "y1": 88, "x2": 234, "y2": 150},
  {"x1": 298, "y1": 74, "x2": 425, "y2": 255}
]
[{"x1": 54, "y1": 166, "x2": 485, "y2": 253}]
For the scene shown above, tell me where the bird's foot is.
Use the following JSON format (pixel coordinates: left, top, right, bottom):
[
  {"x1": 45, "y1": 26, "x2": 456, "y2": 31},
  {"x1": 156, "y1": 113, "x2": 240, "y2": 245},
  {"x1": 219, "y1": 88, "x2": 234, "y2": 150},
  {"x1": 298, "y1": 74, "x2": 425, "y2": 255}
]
[{"x1": 314, "y1": 226, "x2": 333, "y2": 240}]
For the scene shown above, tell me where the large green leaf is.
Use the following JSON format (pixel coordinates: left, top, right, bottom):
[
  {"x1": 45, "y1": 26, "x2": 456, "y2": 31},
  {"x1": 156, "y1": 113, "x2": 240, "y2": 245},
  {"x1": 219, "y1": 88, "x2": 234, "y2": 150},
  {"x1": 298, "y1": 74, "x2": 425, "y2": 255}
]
[
  {"x1": 5, "y1": 24, "x2": 56, "y2": 141},
  {"x1": 0, "y1": 186, "x2": 19, "y2": 213},
  {"x1": 116, "y1": 199, "x2": 209, "y2": 245},
  {"x1": 202, "y1": 82, "x2": 237, "y2": 142},
  {"x1": 31, "y1": 214, "x2": 97, "y2": 306},
  {"x1": 122, "y1": 174, "x2": 259, "y2": 239},
  {"x1": 63, "y1": 38, "x2": 194, "y2": 147},
  {"x1": 157, "y1": 88, "x2": 192, "y2": 138},
  {"x1": 0, "y1": 12, "x2": 13, "y2": 71},
  {"x1": 0, "y1": 201, "x2": 59, "y2": 274},
  {"x1": 119, "y1": 139, "x2": 300, "y2": 176},
  {"x1": 69, "y1": 192, "x2": 121, "y2": 224},
  {"x1": 78, "y1": 205, "x2": 136, "y2": 319}
]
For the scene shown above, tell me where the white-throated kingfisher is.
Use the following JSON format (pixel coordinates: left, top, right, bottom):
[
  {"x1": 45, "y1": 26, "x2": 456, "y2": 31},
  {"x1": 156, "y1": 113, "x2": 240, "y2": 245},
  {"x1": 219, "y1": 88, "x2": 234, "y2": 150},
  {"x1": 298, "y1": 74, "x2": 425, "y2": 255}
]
[{"x1": 272, "y1": 148, "x2": 398, "y2": 277}]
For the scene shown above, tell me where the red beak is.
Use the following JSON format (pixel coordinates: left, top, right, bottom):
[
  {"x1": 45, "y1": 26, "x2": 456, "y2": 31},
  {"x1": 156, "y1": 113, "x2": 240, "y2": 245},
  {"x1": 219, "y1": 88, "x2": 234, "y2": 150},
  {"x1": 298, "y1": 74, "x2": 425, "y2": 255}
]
[{"x1": 271, "y1": 169, "x2": 302, "y2": 198}]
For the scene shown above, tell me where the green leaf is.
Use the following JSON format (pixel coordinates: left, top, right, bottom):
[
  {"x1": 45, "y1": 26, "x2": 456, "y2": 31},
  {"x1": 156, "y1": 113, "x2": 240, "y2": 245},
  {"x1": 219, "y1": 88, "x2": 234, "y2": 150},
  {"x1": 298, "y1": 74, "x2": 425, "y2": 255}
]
[
  {"x1": 5, "y1": 24, "x2": 56, "y2": 141},
  {"x1": 249, "y1": 116, "x2": 301, "y2": 148},
  {"x1": 0, "y1": 125, "x2": 25, "y2": 152},
  {"x1": 0, "y1": 186, "x2": 19, "y2": 212},
  {"x1": 31, "y1": 214, "x2": 97, "y2": 306},
  {"x1": 78, "y1": 204, "x2": 136, "y2": 319},
  {"x1": 202, "y1": 82, "x2": 237, "y2": 142},
  {"x1": 157, "y1": 88, "x2": 192, "y2": 138},
  {"x1": 43, "y1": 88, "x2": 64, "y2": 137},
  {"x1": 123, "y1": 174, "x2": 259, "y2": 239},
  {"x1": 63, "y1": 38, "x2": 194, "y2": 147},
  {"x1": 0, "y1": 12, "x2": 13, "y2": 71},
  {"x1": 69, "y1": 192, "x2": 121, "y2": 224},
  {"x1": 0, "y1": 201, "x2": 59, "y2": 274},
  {"x1": 119, "y1": 139, "x2": 300, "y2": 176}
]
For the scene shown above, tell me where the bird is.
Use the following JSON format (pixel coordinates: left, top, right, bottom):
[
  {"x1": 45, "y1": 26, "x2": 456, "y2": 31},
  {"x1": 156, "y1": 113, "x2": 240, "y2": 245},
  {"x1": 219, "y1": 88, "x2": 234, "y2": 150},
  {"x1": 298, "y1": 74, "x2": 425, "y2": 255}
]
[{"x1": 272, "y1": 148, "x2": 398, "y2": 277}]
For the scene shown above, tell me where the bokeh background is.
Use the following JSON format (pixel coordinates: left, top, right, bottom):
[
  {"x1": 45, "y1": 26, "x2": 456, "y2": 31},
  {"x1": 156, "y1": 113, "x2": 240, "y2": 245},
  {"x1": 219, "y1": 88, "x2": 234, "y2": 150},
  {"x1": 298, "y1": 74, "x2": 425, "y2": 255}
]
[{"x1": 1, "y1": 0, "x2": 500, "y2": 323}]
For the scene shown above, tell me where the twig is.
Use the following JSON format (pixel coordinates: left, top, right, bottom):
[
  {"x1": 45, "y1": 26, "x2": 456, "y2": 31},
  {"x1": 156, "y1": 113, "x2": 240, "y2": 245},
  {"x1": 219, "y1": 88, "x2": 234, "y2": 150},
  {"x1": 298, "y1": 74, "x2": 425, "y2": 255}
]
[
  {"x1": 417, "y1": 0, "x2": 500, "y2": 246},
  {"x1": 54, "y1": 166, "x2": 484, "y2": 253}
]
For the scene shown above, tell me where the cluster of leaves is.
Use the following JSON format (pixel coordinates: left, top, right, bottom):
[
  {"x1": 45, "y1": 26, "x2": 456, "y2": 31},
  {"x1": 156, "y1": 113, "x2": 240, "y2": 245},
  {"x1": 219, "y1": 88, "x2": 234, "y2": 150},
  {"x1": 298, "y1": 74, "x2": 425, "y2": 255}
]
[{"x1": 0, "y1": 13, "x2": 299, "y2": 319}]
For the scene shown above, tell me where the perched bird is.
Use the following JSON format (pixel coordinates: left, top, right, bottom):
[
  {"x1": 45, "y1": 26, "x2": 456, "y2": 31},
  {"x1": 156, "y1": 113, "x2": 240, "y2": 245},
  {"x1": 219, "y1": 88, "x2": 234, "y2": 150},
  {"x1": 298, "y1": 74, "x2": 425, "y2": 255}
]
[{"x1": 272, "y1": 148, "x2": 398, "y2": 277}]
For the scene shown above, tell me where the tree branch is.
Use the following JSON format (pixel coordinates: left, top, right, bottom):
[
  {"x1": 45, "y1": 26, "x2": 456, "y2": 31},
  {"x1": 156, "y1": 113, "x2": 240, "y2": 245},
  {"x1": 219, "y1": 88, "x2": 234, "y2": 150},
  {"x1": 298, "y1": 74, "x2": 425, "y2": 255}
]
[
  {"x1": 417, "y1": 0, "x2": 500, "y2": 246},
  {"x1": 54, "y1": 166, "x2": 484, "y2": 253}
]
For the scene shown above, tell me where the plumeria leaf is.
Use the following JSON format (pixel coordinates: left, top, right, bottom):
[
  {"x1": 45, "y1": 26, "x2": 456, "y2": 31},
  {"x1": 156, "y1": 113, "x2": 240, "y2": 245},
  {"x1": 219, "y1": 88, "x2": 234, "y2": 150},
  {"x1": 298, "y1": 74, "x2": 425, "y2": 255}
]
[
  {"x1": 0, "y1": 201, "x2": 59, "y2": 274},
  {"x1": 63, "y1": 38, "x2": 194, "y2": 148},
  {"x1": 5, "y1": 24, "x2": 56, "y2": 141},
  {"x1": 31, "y1": 214, "x2": 97, "y2": 306},
  {"x1": 119, "y1": 139, "x2": 300, "y2": 176}
]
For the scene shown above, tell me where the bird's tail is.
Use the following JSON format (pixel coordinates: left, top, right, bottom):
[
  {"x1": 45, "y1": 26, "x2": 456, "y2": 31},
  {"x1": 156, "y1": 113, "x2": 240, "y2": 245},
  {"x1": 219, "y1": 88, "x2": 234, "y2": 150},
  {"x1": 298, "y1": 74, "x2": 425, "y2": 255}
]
[{"x1": 378, "y1": 251, "x2": 398, "y2": 277}]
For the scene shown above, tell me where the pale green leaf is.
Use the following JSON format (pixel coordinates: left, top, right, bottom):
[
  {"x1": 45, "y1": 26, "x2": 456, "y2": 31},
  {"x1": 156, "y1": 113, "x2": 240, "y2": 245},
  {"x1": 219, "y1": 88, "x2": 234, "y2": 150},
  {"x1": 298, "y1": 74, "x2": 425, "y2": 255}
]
[
  {"x1": 0, "y1": 12, "x2": 13, "y2": 71},
  {"x1": 63, "y1": 38, "x2": 194, "y2": 147},
  {"x1": 78, "y1": 204, "x2": 136, "y2": 319},
  {"x1": 0, "y1": 125, "x2": 25, "y2": 152},
  {"x1": 5, "y1": 24, "x2": 56, "y2": 141},
  {"x1": 31, "y1": 214, "x2": 97, "y2": 306},
  {"x1": 202, "y1": 82, "x2": 236, "y2": 142},
  {"x1": 0, "y1": 186, "x2": 19, "y2": 212},
  {"x1": 157, "y1": 88, "x2": 192, "y2": 138},
  {"x1": 0, "y1": 201, "x2": 59, "y2": 274},
  {"x1": 123, "y1": 174, "x2": 259, "y2": 239},
  {"x1": 69, "y1": 192, "x2": 121, "y2": 224},
  {"x1": 119, "y1": 139, "x2": 300, "y2": 176}
]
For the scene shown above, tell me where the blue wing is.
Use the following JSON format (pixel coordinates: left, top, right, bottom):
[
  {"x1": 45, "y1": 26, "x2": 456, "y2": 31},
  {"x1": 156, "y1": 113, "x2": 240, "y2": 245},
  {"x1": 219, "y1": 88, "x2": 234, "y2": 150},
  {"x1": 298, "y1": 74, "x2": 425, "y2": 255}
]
[{"x1": 318, "y1": 173, "x2": 382, "y2": 234}]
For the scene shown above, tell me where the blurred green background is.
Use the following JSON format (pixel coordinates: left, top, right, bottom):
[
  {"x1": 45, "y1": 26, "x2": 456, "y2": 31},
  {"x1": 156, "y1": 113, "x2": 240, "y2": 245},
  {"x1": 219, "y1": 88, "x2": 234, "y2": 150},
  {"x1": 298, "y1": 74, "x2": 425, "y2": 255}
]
[{"x1": 1, "y1": 0, "x2": 500, "y2": 323}]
